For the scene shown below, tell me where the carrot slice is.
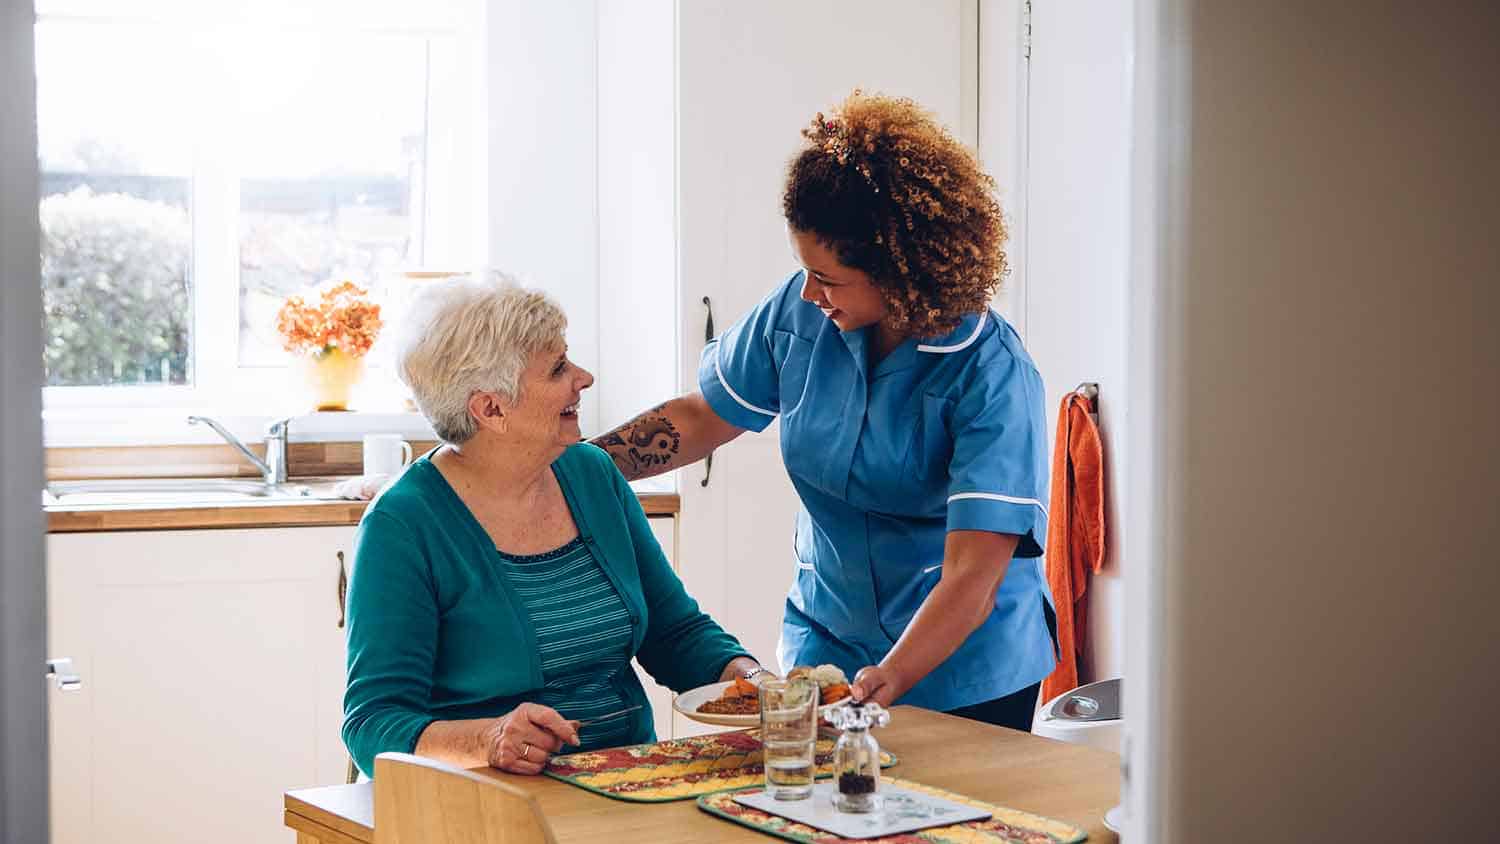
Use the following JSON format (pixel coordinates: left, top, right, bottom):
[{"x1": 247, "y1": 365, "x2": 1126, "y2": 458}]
[
  {"x1": 821, "y1": 683, "x2": 851, "y2": 704},
  {"x1": 726, "y1": 677, "x2": 758, "y2": 699}
]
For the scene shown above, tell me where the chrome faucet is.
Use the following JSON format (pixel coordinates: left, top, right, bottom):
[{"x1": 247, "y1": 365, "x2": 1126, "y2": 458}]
[{"x1": 187, "y1": 415, "x2": 293, "y2": 486}]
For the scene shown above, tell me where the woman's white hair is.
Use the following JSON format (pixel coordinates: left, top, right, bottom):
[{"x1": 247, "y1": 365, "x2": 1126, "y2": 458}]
[{"x1": 394, "y1": 270, "x2": 567, "y2": 443}]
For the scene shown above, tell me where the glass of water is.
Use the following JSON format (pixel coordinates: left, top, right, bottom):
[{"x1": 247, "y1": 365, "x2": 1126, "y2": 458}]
[{"x1": 758, "y1": 677, "x2": 819, "y2": 800}]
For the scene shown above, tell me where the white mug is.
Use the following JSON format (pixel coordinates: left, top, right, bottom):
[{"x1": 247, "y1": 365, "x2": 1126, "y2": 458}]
[{"x1": 363, "y1": 434, "x2": 413, "y2": 479}]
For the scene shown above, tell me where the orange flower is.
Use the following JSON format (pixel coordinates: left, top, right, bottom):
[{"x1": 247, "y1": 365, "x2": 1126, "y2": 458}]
[{"x1": 275, "y1": 280, "x2": 384, "y2": 358}]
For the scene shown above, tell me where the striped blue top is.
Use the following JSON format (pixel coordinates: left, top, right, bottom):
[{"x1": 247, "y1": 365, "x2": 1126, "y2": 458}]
[{"x1": 496, "y1": 537, "x2": 636, "y2": 752}]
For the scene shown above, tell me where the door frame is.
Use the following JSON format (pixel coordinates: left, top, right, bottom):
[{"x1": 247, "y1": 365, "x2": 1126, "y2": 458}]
[
  {"x1": 0, "y1": 0, "x2": 47, "y2": 840},
  {"x1": 977, "y1": 0, "x2": 1030, "y2": 338},
  {"x1": 1121, "y1": 0, "x2": 1189, "y2": 840}
]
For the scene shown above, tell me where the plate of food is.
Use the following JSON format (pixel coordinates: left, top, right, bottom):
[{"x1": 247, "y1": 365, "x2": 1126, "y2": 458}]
[{"x1": 673, "y1": 664, "x2": 854, "y2": 728}]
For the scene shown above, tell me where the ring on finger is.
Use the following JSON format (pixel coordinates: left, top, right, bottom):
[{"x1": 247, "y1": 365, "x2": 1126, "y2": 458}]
[{"x1": 521, "y1": 742, "x2": 531, "y2": 761}]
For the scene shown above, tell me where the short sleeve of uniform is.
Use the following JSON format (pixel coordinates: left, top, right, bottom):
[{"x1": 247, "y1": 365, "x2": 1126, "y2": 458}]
[
  {"x1": 945, "y1": 351, "x2": 1049, "y2": 558},
  {"x1": 696, "y1": 274, "x2": 800, "y2": 433}
]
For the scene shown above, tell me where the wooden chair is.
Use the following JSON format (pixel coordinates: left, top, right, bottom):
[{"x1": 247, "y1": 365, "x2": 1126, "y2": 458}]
[{"x1": 373, "y1": 752, "x2": 557, "y2": 844}]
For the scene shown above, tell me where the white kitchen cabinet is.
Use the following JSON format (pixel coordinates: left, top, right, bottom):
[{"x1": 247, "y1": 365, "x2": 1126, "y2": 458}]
[
  {"x1": 46, "y1": 526, "x2": 354, "y2": 844},
  {"x1": 634, "y1": 515, "x2": 676, "y2": 741},
  {"x1": 47, "y1": 514, "x2": 685, "y2": 844}
]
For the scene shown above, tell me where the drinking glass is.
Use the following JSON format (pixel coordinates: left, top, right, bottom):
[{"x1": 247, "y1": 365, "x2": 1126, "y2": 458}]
[{"x1": 758, "y1": 677, "x2": 818, "y2": 800}]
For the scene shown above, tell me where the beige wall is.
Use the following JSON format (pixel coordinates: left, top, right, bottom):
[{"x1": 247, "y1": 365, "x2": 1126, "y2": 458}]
[{"x1": 1149, "y1": 1, "x2": 1500, "y2": 839}]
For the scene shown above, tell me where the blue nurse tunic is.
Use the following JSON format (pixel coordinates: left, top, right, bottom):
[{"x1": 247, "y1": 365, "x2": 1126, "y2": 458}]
[{"x1": 698, "y1": 271, "x2": 1057, "y2": 711}]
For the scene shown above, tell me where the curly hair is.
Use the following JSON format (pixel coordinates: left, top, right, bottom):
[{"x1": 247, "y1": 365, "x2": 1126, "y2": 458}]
[{"x1": 782, "y1": 90, "x2": 1008, "y2": 337}]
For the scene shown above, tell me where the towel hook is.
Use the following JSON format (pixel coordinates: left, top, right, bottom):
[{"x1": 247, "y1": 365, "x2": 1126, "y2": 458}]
[{"x1": 1075, "y1": 383, "x2": 1100, "y2": 422}]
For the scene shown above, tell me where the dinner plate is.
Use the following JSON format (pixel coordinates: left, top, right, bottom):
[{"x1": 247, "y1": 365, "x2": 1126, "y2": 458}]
[{"x1": 672, "y1": 680, "x2": 844, "y2": 728}]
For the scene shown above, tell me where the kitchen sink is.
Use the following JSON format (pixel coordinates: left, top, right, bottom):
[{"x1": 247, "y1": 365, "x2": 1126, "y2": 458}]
[{"x1": 43, "y1": 478, "x2": 320, "y2": 507}]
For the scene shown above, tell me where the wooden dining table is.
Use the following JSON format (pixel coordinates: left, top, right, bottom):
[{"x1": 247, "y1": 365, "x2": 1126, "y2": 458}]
[{"x1": 284, "y1": 705, "x2": 1121, "y2": 843}]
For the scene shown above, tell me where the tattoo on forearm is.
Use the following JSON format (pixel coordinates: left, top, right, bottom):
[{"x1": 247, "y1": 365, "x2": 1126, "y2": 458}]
[{"x1": 592, "y1": 404, "x2": 681, "y2": 479}]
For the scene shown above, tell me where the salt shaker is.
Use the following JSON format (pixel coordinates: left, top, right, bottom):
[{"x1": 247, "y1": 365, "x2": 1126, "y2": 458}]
[{"x1": 827, "y1": 701, "x2": 891, "y2": 813}]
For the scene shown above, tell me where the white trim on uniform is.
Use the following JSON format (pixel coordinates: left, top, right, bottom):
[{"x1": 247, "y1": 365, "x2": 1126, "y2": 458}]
[
  {"x1": 714, "y1": 350, "x2": 777, "y2": 417},
  {"x1": 948, "y1": 491, "x2": 1049, "y2": 516},
  {"x1": 917, "y1": 310, "x2": 988, "y2": 353}
]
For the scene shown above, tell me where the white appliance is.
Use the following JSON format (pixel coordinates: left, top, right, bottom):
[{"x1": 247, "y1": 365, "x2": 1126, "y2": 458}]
[
  {"x1": 1031, "y1": 677, "x2": 1122, "y2": 755},
  {"x1": 1033, "y1": 678, "x2": 1125, "y2": 835}
]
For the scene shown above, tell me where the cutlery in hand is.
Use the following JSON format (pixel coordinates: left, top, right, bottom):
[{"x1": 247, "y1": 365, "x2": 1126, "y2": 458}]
[{"x1": 574, "y1": 704, "x2": 643, "y2": 728}]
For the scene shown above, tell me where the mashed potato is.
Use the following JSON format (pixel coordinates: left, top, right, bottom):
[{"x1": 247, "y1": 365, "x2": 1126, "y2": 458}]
[
  {"x1": 789, "y1": 664, "x2": 847, "y2": 688},
  {"x1": 809, "y1": 664, "x2": 847, "y2": 688}
]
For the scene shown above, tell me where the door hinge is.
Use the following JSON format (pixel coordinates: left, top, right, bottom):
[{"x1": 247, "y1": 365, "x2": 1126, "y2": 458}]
[{"x1": 1023, "y1": 0, "x2": 1032, "y2": 61}]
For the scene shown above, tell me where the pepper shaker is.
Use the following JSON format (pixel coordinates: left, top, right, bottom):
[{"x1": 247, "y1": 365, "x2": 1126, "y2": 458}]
[{"x1": 827, "y1": 701, "x2": 891, "y2": 813}]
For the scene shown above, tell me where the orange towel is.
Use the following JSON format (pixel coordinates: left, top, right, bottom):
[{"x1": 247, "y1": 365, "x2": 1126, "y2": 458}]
[{"x1": 1040, "y1": 391, "x2": 1106, "y2": 705}]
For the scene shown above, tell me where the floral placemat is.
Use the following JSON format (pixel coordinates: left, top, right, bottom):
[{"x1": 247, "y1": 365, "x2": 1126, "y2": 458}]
[
  {"x1": 543, "y1": 728, "x2": 896, "y2": 802},
  {"x1": 697, "y1": 777, "x2": 1088, "y2": 843}
]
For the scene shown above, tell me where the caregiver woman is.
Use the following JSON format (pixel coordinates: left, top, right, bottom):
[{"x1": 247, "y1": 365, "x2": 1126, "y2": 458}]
[{"x1": 594, "y1": 91, "x2": 1057, "y2": 730}]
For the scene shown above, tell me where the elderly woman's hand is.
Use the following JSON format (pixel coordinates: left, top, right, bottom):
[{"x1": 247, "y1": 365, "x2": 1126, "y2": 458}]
[
  {"x1": 483, "y1": 702, "x2": 581, "y2": 774},
  {"x1": 718, "y1": 656, "x2": 769, "y2": 684}
]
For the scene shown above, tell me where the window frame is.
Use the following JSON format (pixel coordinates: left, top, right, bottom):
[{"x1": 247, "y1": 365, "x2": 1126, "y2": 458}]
[{"x1": 37, "y1": 6, "x2": 475, "y2": 442}]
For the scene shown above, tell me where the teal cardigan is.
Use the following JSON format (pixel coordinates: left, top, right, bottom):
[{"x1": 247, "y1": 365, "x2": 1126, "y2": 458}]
[{"x1": 342, "y1": 443, "x2": 750, "y2": 776}]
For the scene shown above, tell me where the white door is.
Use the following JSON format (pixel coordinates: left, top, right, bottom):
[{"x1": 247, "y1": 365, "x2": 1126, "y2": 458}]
[
  {"x1": 1, "y1": 0, "x2": 47, "y2": 839},
  {"x1": 47, "y1": 526, "x2": 354, "y2": 844},
  {"x1": 674, "y1": 0, "x2": 974, "y2": 675}
]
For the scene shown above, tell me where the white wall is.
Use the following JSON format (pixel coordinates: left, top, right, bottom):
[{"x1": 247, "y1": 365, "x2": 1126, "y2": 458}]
[
  {"x1": 596, "y1": 0, "x2": 676, "y2": 426},
  {"x1": 1135, "y1": 1, "x2": 1500, "y2": 839},
  {"x1": 996, "y1": 0, "x2": 1134, "y2": 684},
  {"x1": 421, "y1": 0, "x2": 486, "y2": 271},
  {"x1": 484, "y1": 0, "x2": 679, "y2": 434},
  {"x1": 483, "y1": 0, "x2": 602, "y2": 432}
]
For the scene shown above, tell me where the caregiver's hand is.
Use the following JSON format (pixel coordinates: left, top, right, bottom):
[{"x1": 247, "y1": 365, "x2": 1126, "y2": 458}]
[
  {"x1": 852, "y1": 532, "x2": 1025, "y2": 709},
  {"x1": 850, "y1": 665, "x2": 906, "y2": 708},
  {"x1": 483, "y1": 702, "x2": 581, "y2": 775}
]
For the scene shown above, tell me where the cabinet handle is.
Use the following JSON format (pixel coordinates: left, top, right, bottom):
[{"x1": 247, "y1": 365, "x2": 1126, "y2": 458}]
[
  {"x1": 46, "y1": 657, "x2": 82, "y2": 692},
  {"x1": 701, "y1": 296, "x2": 716, "y2": 488},
  {"x1": 337, "y1": 551, "x2": 348, "y2": 629}
]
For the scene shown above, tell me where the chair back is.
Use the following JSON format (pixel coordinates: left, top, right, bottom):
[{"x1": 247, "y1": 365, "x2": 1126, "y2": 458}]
[{"x1": 373, "y1": 752, "x2": 557, "y2": 844}]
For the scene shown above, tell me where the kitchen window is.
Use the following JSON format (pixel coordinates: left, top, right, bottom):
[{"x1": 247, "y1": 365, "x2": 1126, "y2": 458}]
[{"x1": 36, "y1": 1, "x2": 474, "y2": 425}]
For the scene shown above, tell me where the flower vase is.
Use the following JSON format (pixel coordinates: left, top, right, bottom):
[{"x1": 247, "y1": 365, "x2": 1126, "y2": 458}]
[{"x1": 300, "y1": 347, "x2": 365, "y2": 412}]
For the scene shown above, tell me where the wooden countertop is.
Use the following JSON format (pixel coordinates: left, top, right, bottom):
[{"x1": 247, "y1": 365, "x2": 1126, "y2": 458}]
[
  {"x1": 46, "y1": 484, "x2": 680, "y2": 533},
  {"x1": 284, "y1": 706, "x2": 1122, "y2": 844}
]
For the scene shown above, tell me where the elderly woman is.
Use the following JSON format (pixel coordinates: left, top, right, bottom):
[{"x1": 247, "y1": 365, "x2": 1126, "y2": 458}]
[{"x1": 342, "y1": 272, "x2": 763, "y2": 777}]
